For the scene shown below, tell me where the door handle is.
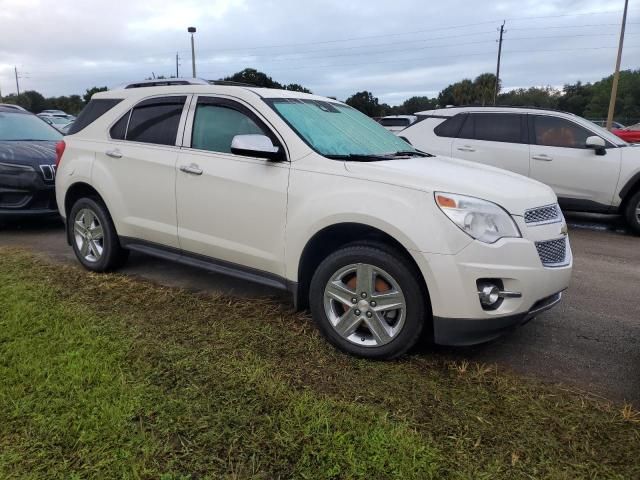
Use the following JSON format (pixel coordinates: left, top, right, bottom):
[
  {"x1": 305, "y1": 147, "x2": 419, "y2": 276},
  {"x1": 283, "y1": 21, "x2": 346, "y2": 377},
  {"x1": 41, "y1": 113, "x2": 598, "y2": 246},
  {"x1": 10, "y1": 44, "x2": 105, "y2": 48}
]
[
  {"x1": 532, "y1": 154, "x2": 553, "y2": 161},
  {"x1": 457, "y1": 146, "x2": 476, "y2": 152},
  {"x1": 179, "y1": 163, "x2": 203, "y2": 176},
  {"x1": 105, "y1": 149, "x2": 122, "y2": 159}
]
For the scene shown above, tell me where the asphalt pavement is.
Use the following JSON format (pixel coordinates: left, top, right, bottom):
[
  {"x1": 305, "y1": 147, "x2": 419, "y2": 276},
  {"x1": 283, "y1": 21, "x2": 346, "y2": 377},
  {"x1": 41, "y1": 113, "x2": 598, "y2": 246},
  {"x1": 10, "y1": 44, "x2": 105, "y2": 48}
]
[{"x1": 1, "y1": 212, "x2": 638, "y2": 405}]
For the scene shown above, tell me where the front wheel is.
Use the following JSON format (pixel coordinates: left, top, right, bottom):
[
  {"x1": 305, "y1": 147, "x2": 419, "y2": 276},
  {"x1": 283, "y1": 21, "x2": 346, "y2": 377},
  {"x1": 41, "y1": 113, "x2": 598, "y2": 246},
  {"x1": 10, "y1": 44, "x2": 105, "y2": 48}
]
[
  {"x1": 624, "y1": 190, "x2": 640, "y2": 235},
  {"x1": 68, "y1": 197, "x2": 128, "y2": 272},
  {"x1": 309, "y1": 243, "x2": 428, "y2": 359}
]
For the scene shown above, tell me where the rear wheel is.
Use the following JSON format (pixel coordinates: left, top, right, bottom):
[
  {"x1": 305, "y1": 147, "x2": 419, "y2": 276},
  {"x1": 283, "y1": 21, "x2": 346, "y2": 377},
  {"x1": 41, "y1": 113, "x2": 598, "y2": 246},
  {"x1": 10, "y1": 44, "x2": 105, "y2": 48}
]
[
  {"x1": 309, "y1": 243, "x2": 427, "y2": 359},
  {"x1": 624, "y1": 190, "x2": 640, "y2": 235},
  {"x1": 68, "y1": 197, "x2": 128, "y2": 272}
]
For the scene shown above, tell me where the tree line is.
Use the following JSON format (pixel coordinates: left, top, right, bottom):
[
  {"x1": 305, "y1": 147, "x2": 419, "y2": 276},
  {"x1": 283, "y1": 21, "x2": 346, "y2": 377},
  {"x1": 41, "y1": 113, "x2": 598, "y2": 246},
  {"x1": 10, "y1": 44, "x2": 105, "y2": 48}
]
[{"x1": 1, "y1": 68, "x2": 638, "y2": 123}]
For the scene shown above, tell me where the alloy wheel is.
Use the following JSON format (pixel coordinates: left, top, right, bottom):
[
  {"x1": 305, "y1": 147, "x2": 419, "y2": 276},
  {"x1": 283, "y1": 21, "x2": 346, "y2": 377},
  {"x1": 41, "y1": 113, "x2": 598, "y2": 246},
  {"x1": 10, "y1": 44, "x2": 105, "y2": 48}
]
[
  {"x1": 323, "y1": 263, "x2": 406, "y2": 347},
  {"x1": 73, "y1": 208, "x2": 104, "y2": 262}
]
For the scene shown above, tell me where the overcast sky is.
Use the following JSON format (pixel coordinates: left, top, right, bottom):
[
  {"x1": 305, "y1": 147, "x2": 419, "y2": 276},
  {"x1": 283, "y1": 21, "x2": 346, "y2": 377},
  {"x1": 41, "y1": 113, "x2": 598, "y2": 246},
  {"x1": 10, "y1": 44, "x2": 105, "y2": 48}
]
[{"x1": 0, "y1": 0, "x2": 637, "y2": 105}]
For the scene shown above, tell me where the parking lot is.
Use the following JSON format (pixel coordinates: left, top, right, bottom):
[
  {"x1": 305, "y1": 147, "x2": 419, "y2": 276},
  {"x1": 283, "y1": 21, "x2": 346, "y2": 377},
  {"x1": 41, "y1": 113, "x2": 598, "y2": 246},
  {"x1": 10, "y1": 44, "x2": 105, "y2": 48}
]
[{"x1": 2, "y1": 212, "x2": 638, "y2": 405}]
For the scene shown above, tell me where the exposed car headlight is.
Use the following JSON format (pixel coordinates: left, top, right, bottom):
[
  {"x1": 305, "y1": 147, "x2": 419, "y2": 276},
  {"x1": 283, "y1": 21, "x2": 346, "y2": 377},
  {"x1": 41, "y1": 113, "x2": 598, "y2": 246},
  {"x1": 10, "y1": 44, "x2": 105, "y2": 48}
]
[
  {"x1": 0, "y1": 162, "x2": 34, "y2": 174},
  {"x1": 435, "y1": 192, "x2": 521, "y2": 243}
]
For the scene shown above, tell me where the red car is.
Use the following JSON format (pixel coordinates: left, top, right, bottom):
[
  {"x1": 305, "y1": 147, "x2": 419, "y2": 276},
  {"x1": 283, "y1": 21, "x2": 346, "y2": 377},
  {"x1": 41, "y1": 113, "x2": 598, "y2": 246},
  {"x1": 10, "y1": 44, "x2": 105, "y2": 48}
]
[{"x1": 612, "y1": 123, "x2": 640, "y2": 143}]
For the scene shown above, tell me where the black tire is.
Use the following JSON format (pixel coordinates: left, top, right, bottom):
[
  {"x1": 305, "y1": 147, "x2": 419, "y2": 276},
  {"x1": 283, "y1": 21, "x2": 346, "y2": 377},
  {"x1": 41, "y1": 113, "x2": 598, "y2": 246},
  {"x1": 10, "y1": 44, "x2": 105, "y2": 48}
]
[
  {"x1": 68, "y1": 197, "x2": 128, "y2": 272},
  {"x1": 309, "y1": 242, "x2": 428, "y2": 360},
  {"x1": 624, "y1": 190, "x2": 640, "y2": 235}
]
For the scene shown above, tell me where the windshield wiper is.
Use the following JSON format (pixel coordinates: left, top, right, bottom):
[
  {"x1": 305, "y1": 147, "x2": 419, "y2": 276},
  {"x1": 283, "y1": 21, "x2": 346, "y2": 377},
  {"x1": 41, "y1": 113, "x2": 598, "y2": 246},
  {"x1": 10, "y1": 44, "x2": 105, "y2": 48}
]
[
  {"x1": 326, "y1": 153, "x2": 396, "y2": 162},
  {"x1": 392, "y1": 150, "x2": 432, "y2": 157}
]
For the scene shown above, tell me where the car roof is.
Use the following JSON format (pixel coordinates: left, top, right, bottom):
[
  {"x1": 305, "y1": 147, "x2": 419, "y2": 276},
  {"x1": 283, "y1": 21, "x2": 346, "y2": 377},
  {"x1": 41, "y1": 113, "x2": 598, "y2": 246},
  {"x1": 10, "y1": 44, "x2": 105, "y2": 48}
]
[
  {"x1": 94, "y1": 80, "x2": 336, "y2": 104},
  {"x1": 414, "y1": 105, "x2": 579, "y2": 117},
  {"x1": 0, "y1": 105, "x2": 30, "y2": 114}
]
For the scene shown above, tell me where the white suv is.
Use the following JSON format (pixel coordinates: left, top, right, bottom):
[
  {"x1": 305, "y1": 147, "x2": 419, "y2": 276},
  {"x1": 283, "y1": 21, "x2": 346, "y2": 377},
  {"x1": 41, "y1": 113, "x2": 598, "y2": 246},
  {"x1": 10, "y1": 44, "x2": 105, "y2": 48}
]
[
  {"x1": 400, "y1": 106, "x2": 640, "y2": 233},
  {"x1": 55, "y1": 80, "x2": 572, "y2": 359}
]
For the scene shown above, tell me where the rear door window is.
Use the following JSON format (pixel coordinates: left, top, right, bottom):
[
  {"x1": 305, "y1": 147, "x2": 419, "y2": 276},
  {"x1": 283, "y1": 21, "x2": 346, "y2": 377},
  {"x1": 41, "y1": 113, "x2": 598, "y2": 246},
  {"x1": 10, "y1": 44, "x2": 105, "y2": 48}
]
[
  {"x1": 458, "y1": 113, "x2": 523, "y2": 143},
  {"x1": 118, "y1": 96, "x2": 186, "y2": 146}
]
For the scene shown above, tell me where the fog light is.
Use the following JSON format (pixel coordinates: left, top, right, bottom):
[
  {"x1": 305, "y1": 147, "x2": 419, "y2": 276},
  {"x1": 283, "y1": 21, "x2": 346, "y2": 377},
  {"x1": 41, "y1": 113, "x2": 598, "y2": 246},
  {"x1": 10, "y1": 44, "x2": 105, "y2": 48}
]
[{"x1": 479, "y1": 284, "x2": 501, "y2": 307}]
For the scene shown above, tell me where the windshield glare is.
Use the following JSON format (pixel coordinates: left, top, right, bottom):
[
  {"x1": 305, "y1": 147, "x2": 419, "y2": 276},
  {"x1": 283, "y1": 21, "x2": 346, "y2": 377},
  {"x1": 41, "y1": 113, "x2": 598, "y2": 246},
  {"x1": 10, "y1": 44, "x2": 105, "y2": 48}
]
[
  {"x1": 267, "y1": 98, "x2": 415, "y2": 157},
  {"x1": 0, "y1": 112, "x2": 62, "y2": 141}
]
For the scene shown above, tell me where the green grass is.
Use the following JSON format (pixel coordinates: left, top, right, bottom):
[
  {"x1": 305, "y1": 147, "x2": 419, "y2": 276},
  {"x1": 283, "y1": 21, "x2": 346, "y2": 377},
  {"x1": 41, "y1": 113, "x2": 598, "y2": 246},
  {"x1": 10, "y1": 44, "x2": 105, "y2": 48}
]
[{"x1": 0, "y1": 248, "x2": 638, "y2": 479}]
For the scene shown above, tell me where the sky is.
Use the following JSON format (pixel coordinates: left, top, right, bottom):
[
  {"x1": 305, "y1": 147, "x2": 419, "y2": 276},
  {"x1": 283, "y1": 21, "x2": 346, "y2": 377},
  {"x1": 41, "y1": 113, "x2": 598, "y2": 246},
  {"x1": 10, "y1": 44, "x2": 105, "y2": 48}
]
[{"x1": 0, "y1": 0, "x2": 638, "y2": 105}]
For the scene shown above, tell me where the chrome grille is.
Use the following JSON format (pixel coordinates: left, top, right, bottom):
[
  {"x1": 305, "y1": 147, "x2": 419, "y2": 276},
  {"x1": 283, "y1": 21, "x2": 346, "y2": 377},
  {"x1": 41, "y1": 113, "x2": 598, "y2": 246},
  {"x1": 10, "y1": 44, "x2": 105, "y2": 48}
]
[
  {"x1": 525, "y1": 204, "x2": 560, "y2": 224},
  {"x1": 535, "y1": 237, "x2": 568, "y2": 267}
]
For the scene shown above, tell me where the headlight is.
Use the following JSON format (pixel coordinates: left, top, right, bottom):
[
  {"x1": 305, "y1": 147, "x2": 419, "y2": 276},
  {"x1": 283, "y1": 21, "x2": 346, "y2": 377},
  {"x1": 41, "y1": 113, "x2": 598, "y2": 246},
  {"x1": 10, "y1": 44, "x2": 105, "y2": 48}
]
[
  {"x1": 435, "y1": 192, "x2": 521, "y2": 243},
  {"x1": 0, "y1": 162, "x2": 34, "y2": 174}
]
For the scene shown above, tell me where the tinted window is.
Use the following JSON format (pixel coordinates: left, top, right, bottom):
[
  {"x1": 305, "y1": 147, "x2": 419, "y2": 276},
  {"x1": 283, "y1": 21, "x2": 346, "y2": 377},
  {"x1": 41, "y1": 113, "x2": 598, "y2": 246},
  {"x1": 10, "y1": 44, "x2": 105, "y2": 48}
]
[
  {"x1": 110, "y1": 112, "x2": 129, "y2": 140},
  {"x1": 68, "y1": 99, "x2": 123, "y2": 135},
  {"x1": 533, "y1": 115, "x2": 593, "y2": 148},
  {"x1": 379, "y1": 118, "x2": 410, "y2": 127},
  {"x1": 434, "y1": 114, "x2": 466, "y2": 137},
  {"x1": 126, "y1": 96, "x2": 186, "y2": 145},
  {"x1": 458, "y1": 113, "x2": 522, "y2": 143},
  {"x1": 192, "y1": 104, "x2": 264, "y2": 153}
]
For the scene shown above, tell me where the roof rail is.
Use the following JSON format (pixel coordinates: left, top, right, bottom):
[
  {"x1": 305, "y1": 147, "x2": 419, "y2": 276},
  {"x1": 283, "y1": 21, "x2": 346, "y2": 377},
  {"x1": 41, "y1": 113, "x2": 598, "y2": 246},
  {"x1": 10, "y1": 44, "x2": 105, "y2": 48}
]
[
  {"x1": 122, "y1": 78, "x2": 210, "y2": 89},
  {"x1": 439, "y1": 104, "x2": 576, "y2": 115},
  {"x1": 209, "y1": 80, "x2": 258, "y2": 87}
]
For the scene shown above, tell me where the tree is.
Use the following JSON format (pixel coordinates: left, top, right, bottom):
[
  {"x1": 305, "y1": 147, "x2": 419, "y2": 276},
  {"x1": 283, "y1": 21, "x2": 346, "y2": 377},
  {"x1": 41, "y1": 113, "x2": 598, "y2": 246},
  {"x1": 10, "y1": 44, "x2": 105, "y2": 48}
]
[
  {"x1": 345, "y1": 91, "x2": 382, "y2": 117},
  {"x1": 284, "y1": 83, "x2": 312, "y2": 93},
  {"x1": 223, "y1": 68, "x2": 281, "y2": 88},
  {"x1": 498, "y1": 86, "x2": 560, "y2": 109},
  {"x1": 21, "y1": 90, "x2": 47, "y2": 113},
  {"x1": 83, "y1": 86, "x2": 108, "y2": 104},
  {"x1": 401, "y1": 96, "x2": 437, "y2": 114},
  {"x1": 1, "y1": 93, "x2": 32, "y2": 110},
  {"x1": 473, "y1": 73, "x2": 498, "y2": 106},
  {"x1": 451, "y1": 79, "x2": 475, "y2": 105}
]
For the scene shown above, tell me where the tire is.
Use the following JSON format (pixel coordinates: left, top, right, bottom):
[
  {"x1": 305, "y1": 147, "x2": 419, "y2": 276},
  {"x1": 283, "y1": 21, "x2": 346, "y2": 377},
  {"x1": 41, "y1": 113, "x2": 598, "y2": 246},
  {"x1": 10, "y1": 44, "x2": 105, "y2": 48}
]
[
  {"x1": 68, "y1": 197, "x2": 129, "y2": 272},
  {"x1": 309, "y1": 242, "x2": 428, "y2": 360},
  {"x1": 624, "y1": 190, "x2": 640, "y2": 235}
]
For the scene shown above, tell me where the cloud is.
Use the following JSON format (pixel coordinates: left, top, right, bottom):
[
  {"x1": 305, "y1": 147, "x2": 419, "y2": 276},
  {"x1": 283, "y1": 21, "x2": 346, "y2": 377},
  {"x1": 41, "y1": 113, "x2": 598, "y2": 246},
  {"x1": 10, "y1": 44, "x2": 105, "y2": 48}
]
[{"x1": 0, "y1": 0, "x2": 636, "y2": 104}]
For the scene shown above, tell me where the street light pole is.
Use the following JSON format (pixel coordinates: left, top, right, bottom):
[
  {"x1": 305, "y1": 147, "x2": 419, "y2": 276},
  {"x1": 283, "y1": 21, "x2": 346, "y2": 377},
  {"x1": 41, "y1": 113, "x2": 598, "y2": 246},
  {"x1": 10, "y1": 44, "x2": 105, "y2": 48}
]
[
  {"x1": 606, "y1": 0, "x2": 629, "y2": 130},
  {"x1": 188, "y1": 27, "x2": 197, "y2": 78}
]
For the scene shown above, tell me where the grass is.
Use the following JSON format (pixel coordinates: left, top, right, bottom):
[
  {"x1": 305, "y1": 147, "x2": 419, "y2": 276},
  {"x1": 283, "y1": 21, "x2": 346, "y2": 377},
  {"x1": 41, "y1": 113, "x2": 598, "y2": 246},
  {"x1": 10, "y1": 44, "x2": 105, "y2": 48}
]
[{"x1": 0, "y1": 248, "x2": 638, "y2": 479}]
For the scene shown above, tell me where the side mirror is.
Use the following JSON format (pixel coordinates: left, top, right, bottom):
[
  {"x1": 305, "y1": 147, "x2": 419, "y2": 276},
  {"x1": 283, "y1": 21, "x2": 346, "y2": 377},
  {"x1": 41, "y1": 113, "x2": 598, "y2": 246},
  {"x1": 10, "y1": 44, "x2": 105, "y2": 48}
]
[
  {"x1": 230, "y1": 134, "x2": 282, "y2": 161},
  {"x1": 586, "y1": 135, "x2": 606, "y2": 156}
]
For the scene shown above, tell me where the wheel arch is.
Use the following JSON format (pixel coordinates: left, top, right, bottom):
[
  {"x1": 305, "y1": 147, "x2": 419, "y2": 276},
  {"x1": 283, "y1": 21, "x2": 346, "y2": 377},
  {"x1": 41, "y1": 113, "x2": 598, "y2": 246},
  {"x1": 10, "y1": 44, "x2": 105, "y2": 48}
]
[
  {"x1": 618, "y1": 172, "x2": 640, "y2": 212},
  {"x1": 294, "y1": 222, "x2": 432, "y2": 315},
  {"x1": 63, "y1": 182, "x2": 111, "y2": 245}
]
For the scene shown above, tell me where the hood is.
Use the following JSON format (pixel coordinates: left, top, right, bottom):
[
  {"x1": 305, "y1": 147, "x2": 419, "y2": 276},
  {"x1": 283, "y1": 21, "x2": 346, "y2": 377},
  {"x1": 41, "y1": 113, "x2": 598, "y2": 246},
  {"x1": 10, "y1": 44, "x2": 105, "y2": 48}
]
[
  {"x1": 0, "y1": 141, "x2": 57, "y2": 168},
  {"x1": 344, "y1": 155, "x2": 557, "y2": 216}
]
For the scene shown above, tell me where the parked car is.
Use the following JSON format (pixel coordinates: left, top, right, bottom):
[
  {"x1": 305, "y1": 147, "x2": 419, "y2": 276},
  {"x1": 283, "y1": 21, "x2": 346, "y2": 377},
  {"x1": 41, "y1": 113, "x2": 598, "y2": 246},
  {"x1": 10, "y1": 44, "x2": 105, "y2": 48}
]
[
  {"x1": 378, "y1": 115, "x2": 417, "y2": 133},
  {"x1": 40, "y1": 109, "x2": 68, "y2": 116},
  {"x1": 38, "y1": 114, "x2": 73, "y2": 132},
  {"x1": 55, "y1": 80, "x2": 572, "y2": 359},
  {"x1": 0, "y1": 105, "x2": 63, "y2": 219},
  {"x1": 590, "y1": 119, "x2": 625, "y2": 129},
  {"x1": 612, "y1": 124, "x2": 640, "y2": 144},
  {"x1": 0, "y1": 103, "x2": 28, "y2": 112},
  {"x1": 401, "y1": 106, "x2": 640, "y2": 234}
]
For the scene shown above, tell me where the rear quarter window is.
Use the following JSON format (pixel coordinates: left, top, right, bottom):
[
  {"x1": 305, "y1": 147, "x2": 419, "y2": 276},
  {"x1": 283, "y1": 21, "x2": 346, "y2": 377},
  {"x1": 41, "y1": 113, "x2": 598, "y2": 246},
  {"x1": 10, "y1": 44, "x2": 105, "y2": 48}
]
[
  {"x1": 433, "y1": 114, "x2": 466, "y2": 138},
  {"x1": 67, "y1": 99, "x2": 123, "y2": 135}
]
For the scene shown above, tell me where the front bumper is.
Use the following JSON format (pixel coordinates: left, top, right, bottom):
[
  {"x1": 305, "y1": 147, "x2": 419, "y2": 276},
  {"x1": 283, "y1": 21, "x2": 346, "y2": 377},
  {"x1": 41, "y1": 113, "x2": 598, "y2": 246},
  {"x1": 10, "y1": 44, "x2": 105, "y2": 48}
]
[
  {"x1": 433, "y1": 290, "x2": 563, "y2": 345},
  {"x1": 0, "y1": 169, "x2": 58, "y2": 219},
  {"x1": 412, "y1": 217, "x2": 572, "y2": 346}
]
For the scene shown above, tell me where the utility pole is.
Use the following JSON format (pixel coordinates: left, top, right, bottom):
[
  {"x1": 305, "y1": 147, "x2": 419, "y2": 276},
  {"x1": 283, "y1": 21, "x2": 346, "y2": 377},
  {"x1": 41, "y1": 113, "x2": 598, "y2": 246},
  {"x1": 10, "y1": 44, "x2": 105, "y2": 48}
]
[
  {"x1": 606, "y1": 0, "x2": 629, "y2": 131},
  {"x1": 188, "y1": 27, "x2": 197, "y2": 77},
  {"x1": 175, "y1": 52, "x2": 180, "y2": 78},
  {"x1": 14, "y1": 66, "x2": 20, "y2": 96},
  {"x1": 493, "y1": 21, "x2": 506, "y2": 106}
]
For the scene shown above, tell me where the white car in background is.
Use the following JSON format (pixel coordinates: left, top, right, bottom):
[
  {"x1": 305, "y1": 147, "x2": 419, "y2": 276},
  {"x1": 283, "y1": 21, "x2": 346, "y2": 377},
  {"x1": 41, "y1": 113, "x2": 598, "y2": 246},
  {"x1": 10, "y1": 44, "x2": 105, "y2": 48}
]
[
  {"x1": 401, "y1": 106, "x2": 640, "y2": 234},
  {"x1": 378, "y1": 115, "x2": 417, "y2": 133},
  {"x1": 55, "y1": 80, "x2": 571, "y2": 359}
]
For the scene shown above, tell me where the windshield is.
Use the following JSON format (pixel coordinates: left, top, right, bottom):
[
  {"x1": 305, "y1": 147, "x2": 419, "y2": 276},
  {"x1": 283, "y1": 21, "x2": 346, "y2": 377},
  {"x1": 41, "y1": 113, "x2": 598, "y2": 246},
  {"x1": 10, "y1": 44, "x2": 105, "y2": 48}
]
[
  {"x1": 0, "y1": 112, "x2": 62, "y2": 141},
  {"x1": 266, "y1": 98, "x2": 416, "y2": 158}
]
